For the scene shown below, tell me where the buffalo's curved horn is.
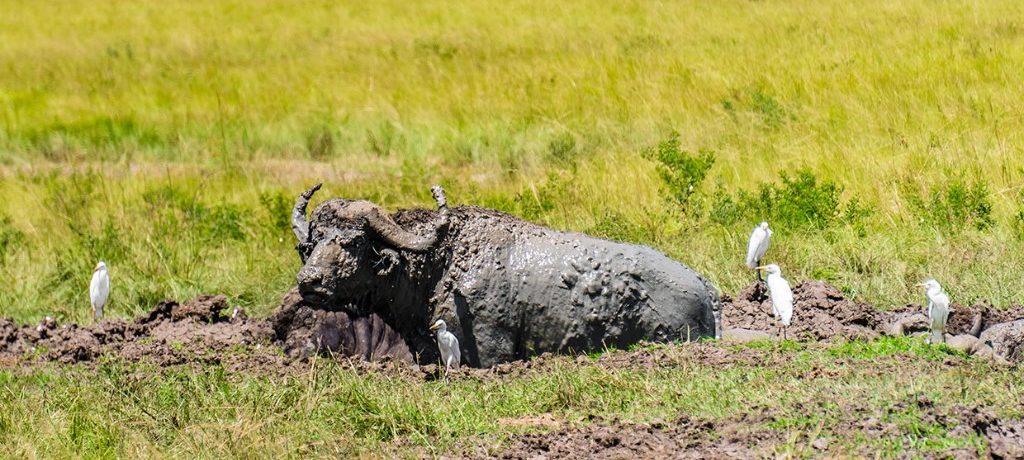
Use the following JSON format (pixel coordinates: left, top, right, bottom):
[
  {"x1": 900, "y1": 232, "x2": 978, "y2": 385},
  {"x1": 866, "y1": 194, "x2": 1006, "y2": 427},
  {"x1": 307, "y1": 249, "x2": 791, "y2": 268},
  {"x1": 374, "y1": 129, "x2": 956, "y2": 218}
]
[
  {"x1": 365, "y1": 208, "x2": 445, "y2": 252},
  {"x1": 431, "y1": 185, "x2": 448, "y2": 212},
  {"x1": 292, "y1": 183, "x2": 323, "y2": 242}
]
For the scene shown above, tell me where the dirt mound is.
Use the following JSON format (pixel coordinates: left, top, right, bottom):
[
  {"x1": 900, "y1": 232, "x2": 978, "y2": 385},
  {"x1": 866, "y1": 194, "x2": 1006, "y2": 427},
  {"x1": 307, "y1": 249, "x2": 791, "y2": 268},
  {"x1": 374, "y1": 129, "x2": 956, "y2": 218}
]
[
  {"x1": 724, "y1": 280, "x2": 1024, "y2": 347},
  {"x1": 0, "y1": 295, "x2": 277, "y2": 367},
  {"x1": 0, "y1": 291, "x2": 422, "y2": 371},
  {"x1": 472, "y1": 413, "x2": 783, "y2": 459},
  {"x1": 944, "y1": 302, "x2": 1024, "y2": 337},
  {"x1": 722, "y1": 280, "x2": 880, "y2": 341}
]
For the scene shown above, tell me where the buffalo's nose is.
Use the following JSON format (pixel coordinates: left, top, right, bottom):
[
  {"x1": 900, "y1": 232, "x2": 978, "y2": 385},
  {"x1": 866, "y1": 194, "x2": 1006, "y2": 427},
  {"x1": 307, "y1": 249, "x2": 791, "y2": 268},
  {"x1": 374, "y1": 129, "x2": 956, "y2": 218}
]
[{"x1": 297, "y1": 269, "x2": 331, "y2": 305}]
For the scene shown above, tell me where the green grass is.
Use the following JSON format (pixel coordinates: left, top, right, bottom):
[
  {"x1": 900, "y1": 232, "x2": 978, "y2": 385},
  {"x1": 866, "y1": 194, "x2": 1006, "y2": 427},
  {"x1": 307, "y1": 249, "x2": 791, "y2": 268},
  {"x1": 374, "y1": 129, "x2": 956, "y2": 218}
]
[
  {"x1": 1, "y1": 3, "x2": 1024, "y2": 454},
  {"x1": 3, "y1": 0, "x2": 1024, "y2": 321},
  {"x1": 0, "y1": 343, "x2": 1017, "y2": 457}
]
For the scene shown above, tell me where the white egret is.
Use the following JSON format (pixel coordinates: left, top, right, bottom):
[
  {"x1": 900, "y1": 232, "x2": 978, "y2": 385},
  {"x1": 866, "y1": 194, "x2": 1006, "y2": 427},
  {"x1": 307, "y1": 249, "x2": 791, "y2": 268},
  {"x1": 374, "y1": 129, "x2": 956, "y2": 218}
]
[
  {"x1": 429, "y1": 319, "x2": 460, "y2": 373},
  {"x1": 90, "y1": 261, "x2": 110, "y2": 321},
  {"x1": 745, "y1": 222, "x2": 772, "y2": 281},
  {"x1": 916, "y1": 279, "x2": 950, "y2": 345},
  {"x1": 757, "y1": 264, "x2": 793, "y2": 339}
]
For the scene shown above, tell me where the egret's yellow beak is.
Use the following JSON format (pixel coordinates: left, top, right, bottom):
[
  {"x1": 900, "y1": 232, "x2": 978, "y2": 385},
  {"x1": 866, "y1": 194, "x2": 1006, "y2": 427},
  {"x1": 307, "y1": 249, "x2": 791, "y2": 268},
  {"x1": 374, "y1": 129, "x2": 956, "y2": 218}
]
[
  {"x1": 94, "y1": 264, "x2": 102, "y2": 272},
  {"x1": 429, "y1": 323, "x2": 440, "y2": 331},
  {"x1": 914, "y1": 282, "x2": 926, "y2": 287},
  {"x1": 755, "y1": 266, "x2": 768, "y2": 271}
]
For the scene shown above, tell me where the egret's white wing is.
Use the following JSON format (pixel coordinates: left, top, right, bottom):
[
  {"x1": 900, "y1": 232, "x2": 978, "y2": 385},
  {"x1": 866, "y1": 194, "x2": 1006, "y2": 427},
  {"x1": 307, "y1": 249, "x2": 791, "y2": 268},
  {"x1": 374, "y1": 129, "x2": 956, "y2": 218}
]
[
  {"x1": 446, "y1": 333, "x2": 461, "y2": 369},
  {"x1": 745, "y1": 227, "x2": 768, "y2": 269},
  {"x1": 89, "y1": 271, "x2": 109, "y2": 309},
  {"x1": 930, "y1": 292, "x2": 950, "y2": 343},
  {"x1": 755, "y1": 229, "x2": 772, "y2": 264},
  {"x1": 767, "y1": 275, "x2": 794, "y2": 326}
]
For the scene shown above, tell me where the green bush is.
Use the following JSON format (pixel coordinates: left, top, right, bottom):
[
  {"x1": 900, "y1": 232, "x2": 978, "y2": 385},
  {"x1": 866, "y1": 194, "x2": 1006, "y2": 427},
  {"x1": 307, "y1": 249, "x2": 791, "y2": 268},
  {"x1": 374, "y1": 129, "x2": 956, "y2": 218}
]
[
  {"x1": 907, "y1": 179, "x2": 993, "y2": 232},
  {"x1": 707, "y1": 169, "x2": 870, "y2": 233},
  {"x1": 641, "y1": 133, "x2": 715, "y2": 211},
  {"x1": 746, "y1": 169, "x2": 843, "y2": 230}
]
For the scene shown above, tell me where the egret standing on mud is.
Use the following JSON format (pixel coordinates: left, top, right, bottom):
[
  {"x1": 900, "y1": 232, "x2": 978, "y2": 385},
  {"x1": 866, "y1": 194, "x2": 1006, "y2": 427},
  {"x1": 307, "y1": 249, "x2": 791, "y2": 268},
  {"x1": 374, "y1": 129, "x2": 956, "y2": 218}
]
[
  {"x1": 916, "y1": 279, "x2": 949, "y2": 345},
  {"x1": 746, "y1": 222, "x2": 772, "y2": 281},
  {"x1": 757, "y1": 264, "x2": 793, "y2": 339},
  {"x1": 430, "y1": 319, "x2": 460, "y2": 373},
  {"x1": 90, "y1": 261, "x2": 109, "y2": 321}
]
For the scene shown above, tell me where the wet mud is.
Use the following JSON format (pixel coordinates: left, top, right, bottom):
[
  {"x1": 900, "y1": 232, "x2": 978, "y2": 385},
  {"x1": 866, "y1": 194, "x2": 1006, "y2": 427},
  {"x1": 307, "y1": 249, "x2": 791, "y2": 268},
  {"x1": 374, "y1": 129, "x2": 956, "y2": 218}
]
[
  {"x1": 722, "y1": 280, "x2": 882, "y2": 341},
  {"x1": 2, "y1": 279, "x2": 1023, "y2": 371},
  {"x1": 0, "y1": 295, "x2": 281, "y2": 370},
  {"x1": 475, "y1": 395, "x2": 1024, "y2": 459},
  {"x1": 2, "y1": 283, "x2": 1023, "y2": 458},
  {"x1": 722, "y1": 280, "x2": 1024, "y2": 356}
]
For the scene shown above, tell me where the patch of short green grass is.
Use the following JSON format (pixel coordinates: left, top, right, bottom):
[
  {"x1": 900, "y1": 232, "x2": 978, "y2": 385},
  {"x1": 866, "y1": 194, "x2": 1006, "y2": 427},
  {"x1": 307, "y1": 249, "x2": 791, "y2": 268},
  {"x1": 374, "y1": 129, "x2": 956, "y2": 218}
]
[{"x1": 0, "y1": 342, "x2": 1019, "y2": 458}]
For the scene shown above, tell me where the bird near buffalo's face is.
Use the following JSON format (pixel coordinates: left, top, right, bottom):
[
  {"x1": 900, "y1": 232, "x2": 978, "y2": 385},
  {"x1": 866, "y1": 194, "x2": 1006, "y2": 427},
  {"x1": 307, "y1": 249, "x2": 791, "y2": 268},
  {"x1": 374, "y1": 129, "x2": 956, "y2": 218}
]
[
  {"x1": 289, "y1": 184, "x2": 720, "y2": 367},
  {"x1": 430, "y1": 319, "x2": 461, "y2": 372}
]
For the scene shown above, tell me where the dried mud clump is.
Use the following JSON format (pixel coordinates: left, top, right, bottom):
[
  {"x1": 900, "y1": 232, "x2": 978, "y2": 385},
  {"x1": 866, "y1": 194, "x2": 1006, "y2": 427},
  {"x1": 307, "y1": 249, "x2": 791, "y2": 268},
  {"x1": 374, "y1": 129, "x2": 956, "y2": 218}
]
[
  {"x1": 0, "y1": 295, "x2": 275, "y2": 366},
  {"x1": 472, "y1": 413, "x2": 784, "y2": 460},
  {"x1": 722, "y1": 280, "x2": 880, "y2": 341}
]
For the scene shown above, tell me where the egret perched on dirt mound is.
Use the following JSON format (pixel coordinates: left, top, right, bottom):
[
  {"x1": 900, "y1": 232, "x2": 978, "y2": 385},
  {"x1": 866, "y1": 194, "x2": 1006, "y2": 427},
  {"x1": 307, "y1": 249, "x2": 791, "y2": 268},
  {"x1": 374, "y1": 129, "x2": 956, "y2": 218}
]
[
  {"x1": 430, "y1": 319, "x2": 460, "y2": 373},
  {"x1": 89, "y1": 261, "x2": 109, "y2": 321},
  {"x1": 917, "y1": 279, "x2": 950, "y2": 345},
  {"x1": 745, "y1": 222, "x2": 772, "y2": 281},
  {"x1": 757, "y1": 264, "x2": 793, "y2": 339}
]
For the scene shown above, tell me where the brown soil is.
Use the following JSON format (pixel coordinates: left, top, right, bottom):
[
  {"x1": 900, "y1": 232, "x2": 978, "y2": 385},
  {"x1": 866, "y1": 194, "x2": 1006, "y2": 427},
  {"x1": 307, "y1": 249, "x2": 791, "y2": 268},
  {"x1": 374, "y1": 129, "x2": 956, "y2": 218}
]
[
  {"x1": 2, "y1": 285, "x2": 1023, "y2": 458},
  {"x1": 3, "y1": 279, "x2": 1023, "y2": 373},
  {"x1": 723, "y1": 280, "x2": 882, "y2": 341},
  {"x1": 723, "y1": 280, "x2": 1024, "y2": 344},
  {"x1": 0, "y1": 295, "x2": 300, "y2": 373},
  {"x1": 469, "y1": 413, "x2": 783, "y2": 459},
  {"x1": 476, "y1": 395, "x2": 1023, "y2": 459}
]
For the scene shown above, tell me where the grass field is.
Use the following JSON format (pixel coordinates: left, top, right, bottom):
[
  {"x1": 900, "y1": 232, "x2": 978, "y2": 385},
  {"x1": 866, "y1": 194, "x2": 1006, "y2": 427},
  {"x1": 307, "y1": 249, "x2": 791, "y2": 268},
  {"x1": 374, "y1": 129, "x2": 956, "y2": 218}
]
[
  {"x1": 1, "y1": 339, "x2": 1020, "y2": 458},
  {"x1": 2, "y1": 0, "x2": 1024, "y2": 456},
  {"x1": 3, "y1": 0, "x2": 1024, "y2": 322}
]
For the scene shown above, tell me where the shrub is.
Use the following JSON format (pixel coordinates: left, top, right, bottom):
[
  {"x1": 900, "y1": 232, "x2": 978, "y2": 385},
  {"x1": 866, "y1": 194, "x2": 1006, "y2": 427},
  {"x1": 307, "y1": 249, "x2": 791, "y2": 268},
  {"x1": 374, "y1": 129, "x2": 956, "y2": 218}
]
[
  {"x1": 735, "y1": 169, "x2": 845, "y2": 230},
  {"x1": 907, "y1": 179, "x2": 993, "y2": 232},
  {"x1": 708, "y1": 169, "x2": 869, "y2": 232},
  {"x1": 641, "y1": 133, "x2": 715, "y2": 211}
]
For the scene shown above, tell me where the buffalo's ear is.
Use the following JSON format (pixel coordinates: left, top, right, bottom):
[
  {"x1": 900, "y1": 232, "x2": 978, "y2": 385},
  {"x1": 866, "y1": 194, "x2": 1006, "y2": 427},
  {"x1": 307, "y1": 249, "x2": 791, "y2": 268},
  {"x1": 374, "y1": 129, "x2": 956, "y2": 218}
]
[
  {"x1": 296, "y1": 241, "x2": 315, "y2": 263},
  {"x1": 373, "y1": 248, "x2": 401, "y2": 276}
]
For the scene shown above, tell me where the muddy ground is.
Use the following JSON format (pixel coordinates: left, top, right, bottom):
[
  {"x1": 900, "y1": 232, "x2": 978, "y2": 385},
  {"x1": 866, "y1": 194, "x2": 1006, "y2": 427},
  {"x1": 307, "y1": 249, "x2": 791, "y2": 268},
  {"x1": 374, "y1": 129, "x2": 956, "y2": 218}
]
[
  {"x1": 2, "y1": 280, "x2": 1024, "y2": 372},
  {"x1": 470, "y1": 396, "x2": 1024, "y2": 459},
  {"x1": 723, "y1": 280, "x2": 1024, "y2": 345},
  {"x1": 2, "y1": 281, "x2": 1024, "y2": 457}
]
